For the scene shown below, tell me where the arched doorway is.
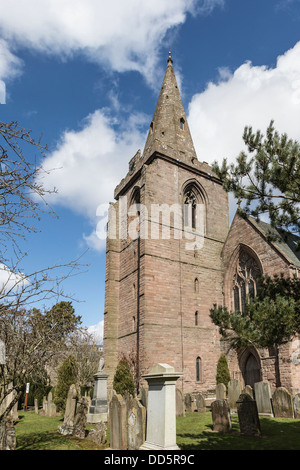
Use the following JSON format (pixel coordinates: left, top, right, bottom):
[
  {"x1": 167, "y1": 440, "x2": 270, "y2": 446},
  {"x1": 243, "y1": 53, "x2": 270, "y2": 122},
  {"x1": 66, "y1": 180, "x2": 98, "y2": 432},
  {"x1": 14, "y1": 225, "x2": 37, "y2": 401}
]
[{"x1": 244, "y1": 353, "x2": 261, "y2": 388}]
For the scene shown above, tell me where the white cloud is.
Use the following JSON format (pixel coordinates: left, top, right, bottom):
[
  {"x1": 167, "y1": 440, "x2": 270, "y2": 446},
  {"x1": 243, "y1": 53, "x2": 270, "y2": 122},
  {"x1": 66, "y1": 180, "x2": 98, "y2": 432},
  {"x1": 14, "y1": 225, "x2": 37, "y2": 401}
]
[
  {"x1": 188, "y1": 41, "x2": 300, "y2": 167},
  {"x1": 38, "y1": 108, "x2": 147, "y2": 249},
  {"x1": 0, "y1": 0, "x2": 222, "y2": 87},
  {"x1": 0, "y1": 263, "x2": 28, "y2": 294},
  {"x1": 0, "y1": 38, "x2": 23, "y2": 103},
  {"x1": 87, "y1": 320, "x2": 104, "y2": 344}
]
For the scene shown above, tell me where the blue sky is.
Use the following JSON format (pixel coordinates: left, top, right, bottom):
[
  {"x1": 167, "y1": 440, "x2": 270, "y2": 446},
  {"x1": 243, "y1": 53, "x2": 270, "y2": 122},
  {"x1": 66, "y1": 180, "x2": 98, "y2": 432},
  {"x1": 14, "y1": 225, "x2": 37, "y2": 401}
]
[{"x1": 1, "y1": 0, "x2": 300, "y2": 341}]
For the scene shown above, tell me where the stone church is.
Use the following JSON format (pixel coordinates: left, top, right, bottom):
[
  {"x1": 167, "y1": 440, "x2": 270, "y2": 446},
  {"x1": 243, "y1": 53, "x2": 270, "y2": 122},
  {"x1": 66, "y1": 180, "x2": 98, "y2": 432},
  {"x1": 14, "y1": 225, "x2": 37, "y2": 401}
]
[{"x1": 103, "y1": 52, "x2": 300, "y2": 397}]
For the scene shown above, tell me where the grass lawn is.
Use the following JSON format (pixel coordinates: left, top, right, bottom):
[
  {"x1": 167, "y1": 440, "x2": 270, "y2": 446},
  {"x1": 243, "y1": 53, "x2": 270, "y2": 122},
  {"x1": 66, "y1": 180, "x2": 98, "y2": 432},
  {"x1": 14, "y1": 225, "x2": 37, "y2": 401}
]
[
  {"x1": 176, "y1": 412, "x2": 300, "y2": 450},
  {"x1": 14, "y1": 411, "x2": 104, "y2": 450},
  {"x1": 13, "y1": 409, "x2": 300, "y2": 450}
]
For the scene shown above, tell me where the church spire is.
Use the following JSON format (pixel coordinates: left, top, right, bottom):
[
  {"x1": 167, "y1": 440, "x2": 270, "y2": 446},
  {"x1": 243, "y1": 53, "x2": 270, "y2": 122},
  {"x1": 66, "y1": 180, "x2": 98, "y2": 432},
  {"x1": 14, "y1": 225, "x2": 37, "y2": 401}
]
[{"x1": 142, "y1": 51, "x2": 198, "y2": 164}]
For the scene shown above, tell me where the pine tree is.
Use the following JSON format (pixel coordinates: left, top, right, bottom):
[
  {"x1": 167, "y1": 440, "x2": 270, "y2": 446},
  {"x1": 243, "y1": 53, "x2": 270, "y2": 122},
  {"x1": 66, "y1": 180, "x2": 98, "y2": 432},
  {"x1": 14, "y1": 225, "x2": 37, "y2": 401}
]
[{"x1": 212, "y1": 120, "x2": 300, "y2": 248}]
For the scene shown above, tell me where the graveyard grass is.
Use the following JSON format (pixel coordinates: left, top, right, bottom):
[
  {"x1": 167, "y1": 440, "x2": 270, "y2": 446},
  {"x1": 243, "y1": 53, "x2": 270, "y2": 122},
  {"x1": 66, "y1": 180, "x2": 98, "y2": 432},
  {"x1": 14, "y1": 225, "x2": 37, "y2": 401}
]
[{"x1": 14, "y1": 410, "x2": 300, "y2": 450}]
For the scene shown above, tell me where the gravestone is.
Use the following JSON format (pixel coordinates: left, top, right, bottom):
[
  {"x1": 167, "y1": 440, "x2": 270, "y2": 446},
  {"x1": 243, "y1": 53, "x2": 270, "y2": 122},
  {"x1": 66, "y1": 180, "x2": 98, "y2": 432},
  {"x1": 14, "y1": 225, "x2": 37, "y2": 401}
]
[
  {"x1": 138, "y1": 385, "x2": 148, "y2": 409},
  {"x1": 46, "y1": 391, "x2": 57, "y2": 417},
  {"x1": 87, "y1": 421, "x2": 107, "y2": 446},
  {"x1": 140, "y1": 363, "x2": 182, "y2": 450},
  {"x1": 109, "y1": 393, "x2": 127, "y2": 450},
  {"x1": 58, "y1": 384, "x2": 78, "y2": 435},
  {"x1": 228, "y1": 379, "x2": 241, "y2": 413},
  {"x1": 237, "y1": 393, "x2": 261, "y2": 437},
  {"x1": 293, "y1": 393, "x2": 300, "y2": 419},
  {"x1": 127, "y1": 397, "x2": 146, "y2": 450},
  {"x1": 176, "y1": 388, "x2": 185, "y2": 417},
  {"x1": 254, "y1": 381, "x2": 273, "y2": 416},
  {"x1": 243, "y1": 385, "x2": 254, "y2": 398},
  {"x1": 195, "y1": 392, "x2": 206, "y2": 413},
  {"x1": 211, "y1": 399, "x2": 231, "y2": 433},
  {"x1": 184, "y1": 393, "x2": 193, "y2": 412},
  {"x1": 0, "y1": 416, "x2": 16, "y2": 451},
  {"x1": 272, "y1": 387, "x2": 294, "y2": 419},
  {"x1": 216, "y1": 383, "x2": 226, "y2": 400},
  {"x1": 87, "y1": 359, "x2": 109, "y2": 424},
  {"x1": 34, "y1": 398, "x2": 39, "y2": 414},
  {"x1": 73, "y1": 397, "x2": 89, "y2": 439}
]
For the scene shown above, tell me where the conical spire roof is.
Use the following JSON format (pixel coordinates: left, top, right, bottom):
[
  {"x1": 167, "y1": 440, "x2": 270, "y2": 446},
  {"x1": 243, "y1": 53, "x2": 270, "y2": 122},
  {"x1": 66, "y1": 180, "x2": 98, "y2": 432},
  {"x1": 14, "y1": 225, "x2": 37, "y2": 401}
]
[{"x1": 142, "y1": 52, "x2": 198, "y2": 163}]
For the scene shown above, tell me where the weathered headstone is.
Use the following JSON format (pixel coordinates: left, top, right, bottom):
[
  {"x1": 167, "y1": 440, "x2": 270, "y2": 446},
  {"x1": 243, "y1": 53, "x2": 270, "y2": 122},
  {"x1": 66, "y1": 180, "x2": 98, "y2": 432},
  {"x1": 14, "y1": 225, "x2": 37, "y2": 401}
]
[
  {"x1": 34, "y1": 398, "x2": 39, "y2": 414},
  {"x1": 243, "y1": 385, "x2": 254, "y2": 398},
  {"x1": 58, "y1": 384, "x2": 78, "y2": 435},
  {"x1": 195, "y1": 392, "x2": 206, "y2": 413},
  {"x1": 184, "y1": 393, "x2": 193, "y2": 412},
  {"x1": 87, "y1": 421, "x2": 107, "y2": 446},
  {"x1": 138, "y1": 385, "x2": 148, "y2": 409},
  {"x1": 0, "y1": 416, "x2": 16, "y2": 450},
  {"x1": 237, "y1": 393, "x2": 261, "y2": 437},
  {"x1": 228, "y1": 379, "x2": 241, "y2": 413},
  {"x1": 211, "y1": 399, "x2": 231, "y2": 433},
  {"x1": 109, "y1": 393, "x2": 127, "y2": 450},
  {"x1": 140, "y1": 363, "x2": 182, "y2": 450},
  {"x1": 46, "y1": 391, "x2": 57, "y2": 417},
  {"x1": 272, "y1": 387, "x2": 294, "y2": 419},
  {"x1": 73, "y1": 397, "x2": 89, "y2": 439},
  {"x1": 176, "y1": 388, "x2": 185, "y2": 417},
  {"x1": 254, "y1": 381, "x2": 273, "y2": 416},
  {"x1": 216, "y1": 383, "x2": 226, "y2": 400},
  {"x1": 42, "y1": 396, "x2": 47, "y2": 415},
  {"x1": 127, "y1": 397, "x2": 146, "y2": 450},
  {"x1": 293, "y1": 393, "x2": 300, "y2": 419},
  {"x1": 87, "y1": 360, "x2": 109, "y2": 424}
]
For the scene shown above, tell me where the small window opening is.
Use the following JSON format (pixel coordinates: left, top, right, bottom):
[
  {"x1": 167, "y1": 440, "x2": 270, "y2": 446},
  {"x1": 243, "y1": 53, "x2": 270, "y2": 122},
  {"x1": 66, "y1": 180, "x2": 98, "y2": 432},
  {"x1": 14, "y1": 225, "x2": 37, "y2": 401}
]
[
  {"x1": 180, "y1": 118, "x2": 185, "y2": 131},
  {"x1": 195, "y1": 311, "x2": 198, "y2": 326},
  {"x1": 196, "y1": 357, "x2": 201, "y2": 382}
]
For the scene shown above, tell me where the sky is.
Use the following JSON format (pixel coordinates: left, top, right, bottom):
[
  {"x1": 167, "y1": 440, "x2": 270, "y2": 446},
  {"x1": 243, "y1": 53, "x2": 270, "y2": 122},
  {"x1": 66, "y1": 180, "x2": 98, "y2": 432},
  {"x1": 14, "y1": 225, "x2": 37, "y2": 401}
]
[{"x1": 1, "y1": 0, "x2": 300, "y2": 342}]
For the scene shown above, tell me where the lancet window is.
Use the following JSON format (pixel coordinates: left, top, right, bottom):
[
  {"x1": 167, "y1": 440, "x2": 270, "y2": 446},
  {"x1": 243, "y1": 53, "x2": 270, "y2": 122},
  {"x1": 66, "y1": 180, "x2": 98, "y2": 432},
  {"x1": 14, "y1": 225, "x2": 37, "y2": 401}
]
[{"x1": 184, "y1": 188, "x2": 197, "y2": 229}]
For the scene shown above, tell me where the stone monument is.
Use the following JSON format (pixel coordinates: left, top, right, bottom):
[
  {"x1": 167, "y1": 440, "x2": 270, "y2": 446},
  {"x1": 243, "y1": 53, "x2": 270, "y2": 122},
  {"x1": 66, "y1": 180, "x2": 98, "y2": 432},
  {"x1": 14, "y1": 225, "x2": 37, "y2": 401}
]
[
  {"x1": 139, "y1": 363, "x2": 182, "y2": 451},
  {"x1": 87, "y1": 357, "x2": 109, "y2": 423}
]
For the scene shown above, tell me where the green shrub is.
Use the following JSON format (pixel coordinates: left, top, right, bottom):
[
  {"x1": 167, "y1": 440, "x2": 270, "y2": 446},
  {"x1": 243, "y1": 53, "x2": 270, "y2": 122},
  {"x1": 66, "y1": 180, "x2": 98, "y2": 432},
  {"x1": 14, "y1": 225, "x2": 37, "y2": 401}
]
[
  {"x1": 216, "y1": 354, "x2": 231, "y2": 391},
  {"x1": 53, "y1": 354, "x2": 78, "y2": 412},
  {"x1": 113, "y1": 359, "x2": 135, "y2": 396}
]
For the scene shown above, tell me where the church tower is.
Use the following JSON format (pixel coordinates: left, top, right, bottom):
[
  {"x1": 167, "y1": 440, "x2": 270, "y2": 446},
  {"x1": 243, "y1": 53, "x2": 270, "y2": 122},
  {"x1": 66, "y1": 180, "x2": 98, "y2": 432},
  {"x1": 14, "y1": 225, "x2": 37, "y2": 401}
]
[{"x1": 103, "y1": 52, "x2": 229, "y2": 393}]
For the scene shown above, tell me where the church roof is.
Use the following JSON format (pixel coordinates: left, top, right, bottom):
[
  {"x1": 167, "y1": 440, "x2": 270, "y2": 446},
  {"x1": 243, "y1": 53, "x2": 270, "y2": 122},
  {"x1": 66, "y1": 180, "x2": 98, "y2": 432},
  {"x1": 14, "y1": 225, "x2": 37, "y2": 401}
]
[
  {"x1": 248, "y1": 216, "x2": 300, "y2": 268},
  {"x1": 142, "y1": 50, "x2": 198, "y2": 164}
]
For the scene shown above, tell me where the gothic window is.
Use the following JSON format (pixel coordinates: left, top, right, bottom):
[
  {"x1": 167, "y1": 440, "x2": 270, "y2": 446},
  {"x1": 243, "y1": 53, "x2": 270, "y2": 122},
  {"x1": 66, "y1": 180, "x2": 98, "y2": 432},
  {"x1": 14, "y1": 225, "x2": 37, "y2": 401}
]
[
  {"x1": 232, "y1": 249, "x2": 261, "y2": 314},
  {"x1": 194, "y1": 278, "x2": 199, "y2": 293},
  {"x1": 184, "y1": 189, "x2": 197, "y2": 229},
  {"x1": 196, "y1": 356, "x2": 202, "y2": 382}
]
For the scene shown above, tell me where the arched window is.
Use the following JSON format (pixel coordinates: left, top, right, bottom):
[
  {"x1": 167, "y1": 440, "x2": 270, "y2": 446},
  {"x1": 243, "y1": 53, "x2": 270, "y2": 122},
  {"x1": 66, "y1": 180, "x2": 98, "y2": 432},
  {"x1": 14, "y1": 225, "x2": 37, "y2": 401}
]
[
  {"x1": 180, "y1": 117, "x2": 185, "y2": 131},
  {"x1": 196, "y1": 357, "x2": 202, "y2": 382},
  {"x1": 233, "y1": 249, "x2": 261, "y2": 314},
  {"x1": 195, "y1": 311, "x2": 198, "y2": 326},
  {"x1": 184, "y1": 188, "x2": 197, "y2": 229},
  {"x1": 194, "y1": 278, "x2": 199, "y2": 293}
]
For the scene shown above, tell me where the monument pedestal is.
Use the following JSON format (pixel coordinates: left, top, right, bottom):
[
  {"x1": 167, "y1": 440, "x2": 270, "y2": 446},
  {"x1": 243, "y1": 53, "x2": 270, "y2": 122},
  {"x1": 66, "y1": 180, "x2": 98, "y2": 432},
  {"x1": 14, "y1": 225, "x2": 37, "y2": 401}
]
[
  {"x1": 87, "y1": 371, "x2": 109, "y2": 424},
  {"x1": 139, "y1": 363, "x2": 182, "y2": 451}
]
